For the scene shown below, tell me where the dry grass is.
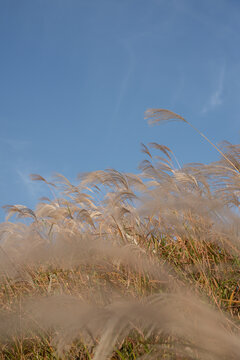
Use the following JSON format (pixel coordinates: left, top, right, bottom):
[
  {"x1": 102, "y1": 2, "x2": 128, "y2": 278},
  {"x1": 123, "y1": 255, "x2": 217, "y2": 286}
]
[{"x1": 0, "y1": 109, "x2": 240, "y2": 359}]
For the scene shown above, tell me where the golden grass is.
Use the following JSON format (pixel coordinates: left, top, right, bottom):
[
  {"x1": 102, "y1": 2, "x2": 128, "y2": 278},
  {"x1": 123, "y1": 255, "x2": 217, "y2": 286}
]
[{"x1": 0, "y1": 109, "x2": 240, "y2": 359}]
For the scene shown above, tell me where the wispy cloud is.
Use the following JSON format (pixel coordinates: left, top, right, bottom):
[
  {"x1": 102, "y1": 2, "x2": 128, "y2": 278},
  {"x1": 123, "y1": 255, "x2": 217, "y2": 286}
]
[
  {"x1": 16, "y1": 169, "x2": 47, "y2": 202},
  {"x1": 202, "y1": 64, "x2": 225, "y2": 114},
  {"x1": 2, "y1": 138, "x2": 30, "y2": 151},
  {"x1": 112, "y1": 39, "x2": 135, "y2": 121},
  {"x1": 16, "y1": 169, "x2": 70, "y2": 206}
]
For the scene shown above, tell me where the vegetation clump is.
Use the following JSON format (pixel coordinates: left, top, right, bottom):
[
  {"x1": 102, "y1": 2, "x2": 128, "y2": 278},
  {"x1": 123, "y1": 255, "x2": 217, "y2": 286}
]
[{"x1": 0, "y1": 109, "x2": 240, "y2": 359}]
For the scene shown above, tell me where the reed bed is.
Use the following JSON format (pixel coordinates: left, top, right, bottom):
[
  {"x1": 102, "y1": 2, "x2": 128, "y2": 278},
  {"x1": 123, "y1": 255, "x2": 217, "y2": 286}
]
[{"x1": 0, "y1": 109, "x2": 239, "y2": 359}]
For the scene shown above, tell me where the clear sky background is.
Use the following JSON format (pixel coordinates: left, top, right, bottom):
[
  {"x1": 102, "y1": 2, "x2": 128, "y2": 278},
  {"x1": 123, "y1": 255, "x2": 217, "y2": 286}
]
[{"x1": 1, "y1": 0, "x2": 240, "y2": 221}]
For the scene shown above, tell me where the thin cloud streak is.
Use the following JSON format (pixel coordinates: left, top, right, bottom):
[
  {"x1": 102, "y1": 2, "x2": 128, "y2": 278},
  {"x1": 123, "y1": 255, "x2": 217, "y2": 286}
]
[
  {"x1": 202, "y1": 64, "x2": 225, "y2": 114},
  {"x1": 3, "y1": 138, "x2": 30, "y2": 152},
  {"x1": 16, "y1": 169, "x2": 47, "y2": 203},
  {"x1": 112, "y1": 40, "x2": 135, "y2": 121}
]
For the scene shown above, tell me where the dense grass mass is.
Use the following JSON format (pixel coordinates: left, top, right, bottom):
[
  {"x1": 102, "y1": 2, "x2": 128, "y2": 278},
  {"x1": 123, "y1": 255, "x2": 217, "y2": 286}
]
[{"x1": 0, "y1": 110, "x2": 240, "y2": 359}]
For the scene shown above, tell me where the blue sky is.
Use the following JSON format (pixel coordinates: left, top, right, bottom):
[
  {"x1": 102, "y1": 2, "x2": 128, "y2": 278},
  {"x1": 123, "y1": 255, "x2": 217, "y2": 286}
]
[{"x1": 1, "y1": 0, "x2": 240, "y2": 220}]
